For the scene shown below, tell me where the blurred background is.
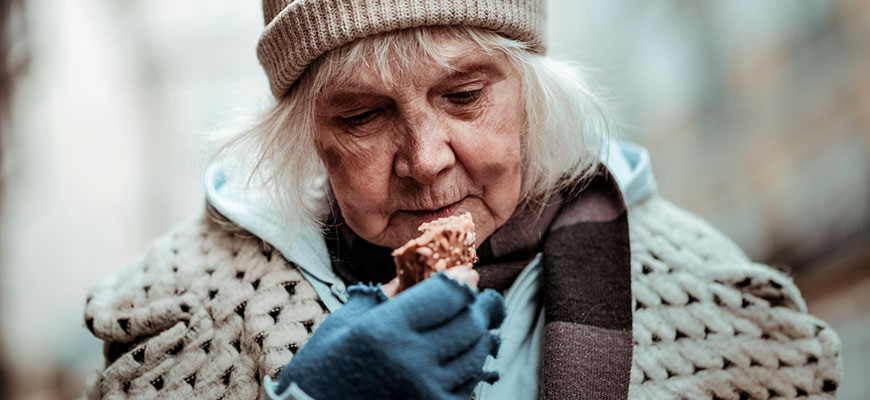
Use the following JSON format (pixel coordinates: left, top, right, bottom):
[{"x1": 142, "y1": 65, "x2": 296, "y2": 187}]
[{"x1": 1, "y1": 0, "x2": 867, "y2": 398}]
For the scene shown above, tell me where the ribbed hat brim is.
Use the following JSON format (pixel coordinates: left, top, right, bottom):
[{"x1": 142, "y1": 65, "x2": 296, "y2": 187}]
[{"x1": 257, "y1": 0, "x2": 545, "y2": 98}]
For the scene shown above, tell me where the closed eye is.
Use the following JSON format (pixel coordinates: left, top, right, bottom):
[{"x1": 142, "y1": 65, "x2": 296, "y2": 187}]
[
  {"x1": 444, "y1": 89, "x2": 482, "y2": 105},
  {"x1": 339, "y1": 108, "x2": 381, "y2": 127}
]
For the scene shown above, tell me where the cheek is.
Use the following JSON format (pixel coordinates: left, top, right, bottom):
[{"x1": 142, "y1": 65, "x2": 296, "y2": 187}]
[
  {"x1": 318, "y1": 137, "x2": 394, "y2": 230},
  {"x1": 321, "y1": 145, "x2": 365, "y2": 189},
  {"x1": 453, "y1": 91, "x2": 524, "y2": 223},
  {"x1": 460, "y1": 101, "x2": 523, "y2": 184},
  {"x1": 477, "y1": 127, "x2": 523, "y2": 219}
]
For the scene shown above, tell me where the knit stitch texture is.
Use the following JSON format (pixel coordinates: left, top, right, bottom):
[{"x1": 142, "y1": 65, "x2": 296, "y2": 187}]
[
  {"x1": 256, "y1": 0, "x2": 545, "y2": 97},
  {"x1": 627, "y1": 196, "x2": 842, "y2": 399},
  {"x1": 82, "y1": 211, "x2": 329, "y2": 399},
  {"x1": 81, "y1": 195, "x2": 843, "y2": 399}
]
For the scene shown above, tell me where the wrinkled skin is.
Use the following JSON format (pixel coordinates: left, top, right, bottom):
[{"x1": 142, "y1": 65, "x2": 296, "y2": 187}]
[{"x1": 315, "y1": 35, "x2": 525, "y2": 258}]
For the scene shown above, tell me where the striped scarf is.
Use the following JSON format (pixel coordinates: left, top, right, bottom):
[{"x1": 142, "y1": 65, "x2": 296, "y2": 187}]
[{"x1": 326, "y1": 168, "x2": 632, "y2": 399}]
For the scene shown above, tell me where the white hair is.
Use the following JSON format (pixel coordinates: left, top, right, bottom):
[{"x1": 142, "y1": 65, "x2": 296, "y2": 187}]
[{"x1": 214, "y1": 25, "x2": 615, "y2": 233}]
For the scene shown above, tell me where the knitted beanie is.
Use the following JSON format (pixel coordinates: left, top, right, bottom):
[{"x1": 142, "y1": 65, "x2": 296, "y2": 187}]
[{"x1": 256, "y1": 0, "x2": 546, "y2": 98}]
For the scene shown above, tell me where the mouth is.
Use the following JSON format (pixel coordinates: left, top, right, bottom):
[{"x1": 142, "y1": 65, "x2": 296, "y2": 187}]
[{"x1": 406, "y1": 198, "x2": 466, "y2": 223}]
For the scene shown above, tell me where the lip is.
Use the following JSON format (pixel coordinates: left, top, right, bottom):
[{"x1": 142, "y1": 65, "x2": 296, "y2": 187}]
[{"x1": 406, "y1": 198, "x2": 465, "y2": 223}]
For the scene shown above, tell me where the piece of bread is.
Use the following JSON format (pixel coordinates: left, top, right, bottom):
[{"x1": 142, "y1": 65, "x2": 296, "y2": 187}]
[{"x1": 391, "y1": 212, "x2": 478, "y2": 291}]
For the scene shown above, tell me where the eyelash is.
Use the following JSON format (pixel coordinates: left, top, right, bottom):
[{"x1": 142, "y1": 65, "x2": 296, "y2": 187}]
[
  {"x1": 444, "y1": 89, "x2": 483, "y2": 105},
  {"x1": 340, "y1": 109, "x2": 380, "y2": 127},
  {"x1": 338, "y1": 89, "x2": 483, "y2": 128}
]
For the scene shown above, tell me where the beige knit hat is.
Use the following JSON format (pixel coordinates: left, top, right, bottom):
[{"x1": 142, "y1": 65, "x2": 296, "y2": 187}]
[{"x1": 256, "y1": 0, "x2": 546, "y2": 98}]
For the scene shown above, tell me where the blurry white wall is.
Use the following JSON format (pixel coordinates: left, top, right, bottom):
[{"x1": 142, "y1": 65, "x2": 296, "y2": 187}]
[{"x1": 1, "y1": 0, "x2": 867, "y2": 398}]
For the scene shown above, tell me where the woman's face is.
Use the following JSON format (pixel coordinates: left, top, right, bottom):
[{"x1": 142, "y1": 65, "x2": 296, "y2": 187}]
[{"x1": 314, "y1": 37, "x2": 524, "y2": 249}]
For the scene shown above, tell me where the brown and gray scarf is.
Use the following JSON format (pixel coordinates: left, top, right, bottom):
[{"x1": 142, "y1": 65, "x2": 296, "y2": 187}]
[{"x1": 325, "y1": 167, "x2": 632, "y2": 399}]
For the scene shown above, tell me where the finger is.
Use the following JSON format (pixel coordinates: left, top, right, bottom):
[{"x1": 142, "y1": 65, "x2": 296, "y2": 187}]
[
  {"x1": 437, "y1": 333, "x2": 501, "y2": 390},
  {"x1": 472, "y1": 289, "x2": 507, "y2": 330},
  {"x1": 322, "y1": 283, "x2": 387, "y2": 328},
  {"x1": 478, "y1": 369, "x2": 500, "y2": 384},
  {"x1": 450, "y1": 377, "x2": 481, "y2": 399},
  {"x1": 386, "y1": 272, "x2": 477, "y2": 331},
  {"x1": 449, "y1": 368, "x2": 500, "y2": 398},
  {"x1": 381, "y1": 277, "x2": 401, "y2": 299},
  {"x1": 422, "y1": 308, "x2": 484, "y2": 362},
  {"x1": 344, "y1": 283, "x2": 388, "y2": 311},
  {"x1": 423, "y1": 290, "x2": 504, "y2": 361},
  {"x1": 443, "y1": 265, "x2": 479, "y2": 289}
]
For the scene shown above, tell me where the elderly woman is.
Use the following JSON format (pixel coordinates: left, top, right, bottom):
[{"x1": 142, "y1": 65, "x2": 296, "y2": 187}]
[{"x1": 82, "y1": 1, "x2": 842, "y2": 399}]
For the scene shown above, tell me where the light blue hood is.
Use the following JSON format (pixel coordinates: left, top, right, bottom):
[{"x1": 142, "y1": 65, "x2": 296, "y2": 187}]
[
  {"x1": 204, "y1": 165, "x2": 350, "y2": 312},
  {"x1": 602, "y1": 140, "x2": 658, "y2": 206}
]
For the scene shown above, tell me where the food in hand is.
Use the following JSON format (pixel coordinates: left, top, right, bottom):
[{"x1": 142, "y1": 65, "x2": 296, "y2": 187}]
[{"x1": 390, "y1": 212, "x2": 479, "y2": 293}]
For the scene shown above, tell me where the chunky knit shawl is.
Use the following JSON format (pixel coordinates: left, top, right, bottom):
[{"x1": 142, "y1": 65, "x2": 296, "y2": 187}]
[{"x1": 81, "y1": 192, "x2": 843, "y2": 399}]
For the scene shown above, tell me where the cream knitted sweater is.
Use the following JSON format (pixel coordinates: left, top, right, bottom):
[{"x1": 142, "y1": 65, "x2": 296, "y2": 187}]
[{"x1": 81, "y1": 195, "x2": 842, "y2": 399}]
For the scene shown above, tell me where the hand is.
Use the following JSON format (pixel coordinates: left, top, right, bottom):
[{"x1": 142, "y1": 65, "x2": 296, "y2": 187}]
[{"x1": 275, "y1": 273, "x2": 506, "y2": 400}]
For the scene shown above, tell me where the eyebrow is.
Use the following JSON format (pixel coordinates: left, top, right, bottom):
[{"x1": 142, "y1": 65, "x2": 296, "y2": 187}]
[
  {"x1": 322, "y1": 90, "x2": 385, "y2": 111},
  {"x1": 442, "y1": 62, "x2": 503, "y2": 83},
  {"x1": 321, "y1": 58, "x2": 506, "y2": 108}
]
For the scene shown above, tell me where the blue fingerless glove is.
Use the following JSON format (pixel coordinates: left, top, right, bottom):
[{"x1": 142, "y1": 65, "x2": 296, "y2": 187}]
[{"x1": 274, "y1": 273, "x2": 507, "y2": 399}]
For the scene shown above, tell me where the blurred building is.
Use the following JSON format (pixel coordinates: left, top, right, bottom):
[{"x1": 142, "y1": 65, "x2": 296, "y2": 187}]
[
  {"x1": 0, "y1": 0, "x2": 867, "y2": 399},
  {"x1": 547, "y1": 1, "x2": 869, "y2": 398},
  {"x1": 0, "y1": 1, "x2": 266, "y2": 398},
  {"x1": 2, "y1": 0, "x2": 27, "y2": 397}
]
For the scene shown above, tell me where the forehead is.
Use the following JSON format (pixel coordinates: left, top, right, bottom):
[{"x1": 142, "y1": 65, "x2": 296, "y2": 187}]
[{"x1": 320, "y1": 38, "x2": 505, "y2": 97}]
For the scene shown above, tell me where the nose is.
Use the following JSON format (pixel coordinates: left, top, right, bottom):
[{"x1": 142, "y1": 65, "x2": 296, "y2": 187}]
[{"x1": 393, "y1": 116, "x2": 456, "y2": 184}]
